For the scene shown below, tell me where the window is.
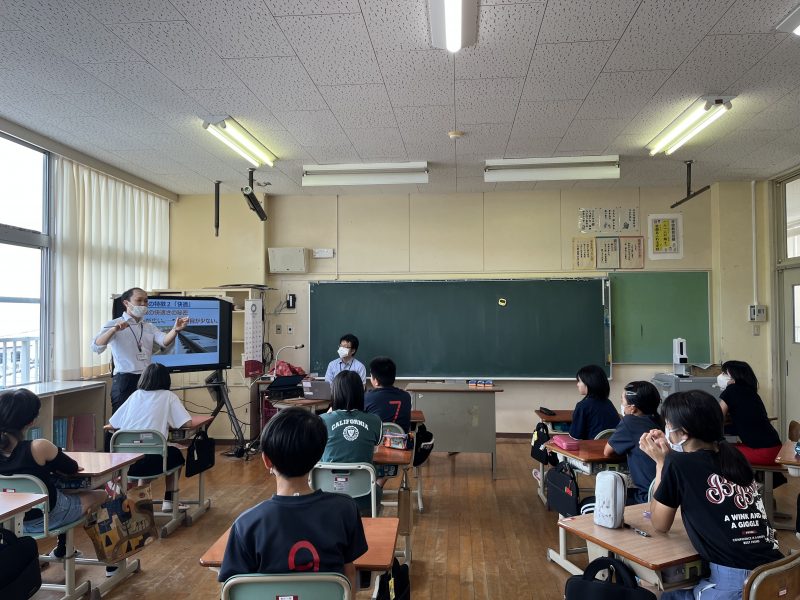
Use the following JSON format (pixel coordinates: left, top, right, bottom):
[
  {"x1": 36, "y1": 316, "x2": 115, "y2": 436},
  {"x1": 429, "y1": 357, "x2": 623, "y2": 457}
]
[
  {"x1": 0, "y1": 134, "x2": 49, "y2": 387},
  {"x1": 786, "y1": 177, "x2": 800, "y2": 259}
]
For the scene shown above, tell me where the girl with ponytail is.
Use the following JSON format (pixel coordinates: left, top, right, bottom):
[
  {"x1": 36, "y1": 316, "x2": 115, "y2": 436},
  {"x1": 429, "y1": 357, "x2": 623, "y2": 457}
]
[{"x1": 639, "y1": 390, "x2": 782, "y2": 600}]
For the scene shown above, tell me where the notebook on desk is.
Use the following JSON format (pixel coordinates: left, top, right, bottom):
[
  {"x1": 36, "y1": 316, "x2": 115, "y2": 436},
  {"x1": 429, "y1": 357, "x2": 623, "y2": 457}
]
[{"x1": 303, "y1": 379, "x2": 332, "y2": 400}]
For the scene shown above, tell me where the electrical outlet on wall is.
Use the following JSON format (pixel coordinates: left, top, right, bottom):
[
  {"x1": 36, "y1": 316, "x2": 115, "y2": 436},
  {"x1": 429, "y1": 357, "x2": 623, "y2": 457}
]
[
  {"x1": 287, "y1": 324, "x2": 294, "y2": 335},
  {"x1": 275, "y1": 323, "x2": 282, "y2": 334}
]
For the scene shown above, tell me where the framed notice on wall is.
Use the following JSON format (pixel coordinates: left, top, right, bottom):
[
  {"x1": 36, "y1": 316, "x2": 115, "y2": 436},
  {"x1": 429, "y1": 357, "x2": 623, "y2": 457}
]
[
  {"x1": 620, "y1": 236, "x2": 644, "y2": 269},
  {"x1": 572, "y1": 237, "x2": 596, "y2": 270},
  {"x1": 647, "y1": 214, "x2": 683, "y2": 260},
  {"x1": 596, "y1": 237, "x2": 620, "y2": 269}
]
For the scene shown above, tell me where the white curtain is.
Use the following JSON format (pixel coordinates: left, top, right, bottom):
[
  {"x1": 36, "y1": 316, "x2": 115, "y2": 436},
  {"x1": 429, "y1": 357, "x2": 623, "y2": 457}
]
[{"x1": 52, "y1": 156, "x2": 170, "y2": 380}]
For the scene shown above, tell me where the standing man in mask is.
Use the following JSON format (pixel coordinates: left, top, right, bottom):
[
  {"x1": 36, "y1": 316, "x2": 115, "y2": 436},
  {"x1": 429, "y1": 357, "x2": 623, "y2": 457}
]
[
  {"x1": 324, "y1": 333, "x2": 366, "y2": 386},
  {"x1": 92, "y1": 287, "x2": 189, "y2": 414}
]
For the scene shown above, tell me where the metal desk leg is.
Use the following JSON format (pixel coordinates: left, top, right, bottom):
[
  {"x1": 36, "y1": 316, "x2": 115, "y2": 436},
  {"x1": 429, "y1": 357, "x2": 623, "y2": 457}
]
[
  {"x1": 492, "y1": 452, "x2": 497, "y2": 480},
  {"x1": 184, "y1": 469, "x2": 212, "y2": 526},
  {"x1": 394, "y1": 467, "x2": 413, "y2": 564},
  {"x1": 535, "y1": 462, "x2": 547, "y2": 505},
  {"x1": 545, "y1": 517, "x2": 586, "y2": 576},
  {"x1": 414, "y1": 465, "x2": 424, "y2": 512}
]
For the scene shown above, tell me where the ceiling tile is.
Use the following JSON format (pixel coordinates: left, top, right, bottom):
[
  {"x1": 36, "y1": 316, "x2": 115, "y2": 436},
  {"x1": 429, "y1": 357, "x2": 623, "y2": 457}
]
[
  {"x1": 55, "y1": 92, "x2": 169, "y2": 135},
  {"x1": 225, "y1": 57, "x2": 328, "y2": 111},
  {"x1": 456, "y1": 155, "x2": 487, "y2": 178},
  {"x1": 558, "y1": 118, "x2": 628, "y2": 152},
  {"x1": 345, "y1": 127, "x2": 407, "y2": 159},
  {"x1": 522, "y1": 41, "x2": 616, "y2": 101},
  {"x1": 455, "y1": 46, "x2": 533, "y2": 80},
  {"x1": 476, "y1": 3, "x2": 545, "y2": 48},
  {"x1": 740, "y1": 88, "x2": 800, "y2": 132},
  {"x1": 577, "y1": 70, "x2": 671, "y2": 120},
  {"x1": 361, "y1": 0, "x2": 430, "y2": 51},
  {"x1": 604, "y1": 0, "x2": 736, "y2": 72},
  {"x1": 538, "y1": 0, "x2": 641, "y2": 43},
  {"x1": 170, "y1": 0, "x2": 294, "y2": 58},
  {"x1": 457, "y1": 176, "x2": 496, "y2": 193},
  {"x1": 456, "y1": 78, "x2": 524, "y2": 125},
  {"x1": 395, "y1": 105, "x2": 456, "y2": 155},
  {"x1": 303, "y1": 143, "x2": 362, "y2": 164},
  {"x1": 454, "y1": 122, "x2": 512, "y2": 157},
  {"x1": 621, "y1": 93, "x2": 700, "y2": 139},
  {"x1": 113, "y1": 21, "x2": 241, "y2": 89},
  {"x1": 3, "y1": 0, "x2": 141, "y2": 63},
  {"x1": 274, "y1": 110, "x2": 350, "y2": 146},
  {"x1": 253, "y1": 129, "x2": 310, "y2": 161},
  {"x1": 276, "y1": 13, "x2": 382, "y2": 85},
  {"x1": 184, "y1": 86, "x2": 286, "y2": 131},
  {"x1": 696, "y1": 128, "x2": 783, "y2": 165},
  {"x1": 377, "y1": 50, "x2": 454, "y2": 107},
  {"x1": 76, "y1": 0, "x2": 184, "y2": 24},
  {"x1": 265, "y1": 0, "x2": 361, "y2": 16},
  {"x1": 512, "y1": 100, "x2": 582, "y2": 137},
  {"x1": 319, "y1": 84, "x2": 397, "y2": 129},
  {"x1": 505, "y1": 134, "x2": 562, "y2": 157},
  {"x1": 711, "y1": 0, "x2": 799, "y2": 34}
]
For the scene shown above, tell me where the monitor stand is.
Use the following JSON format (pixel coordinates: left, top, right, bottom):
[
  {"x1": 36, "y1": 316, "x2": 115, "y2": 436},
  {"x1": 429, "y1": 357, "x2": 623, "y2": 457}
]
[{"x1": 205, "y1": 370, "x2": 247, "y2": 458}]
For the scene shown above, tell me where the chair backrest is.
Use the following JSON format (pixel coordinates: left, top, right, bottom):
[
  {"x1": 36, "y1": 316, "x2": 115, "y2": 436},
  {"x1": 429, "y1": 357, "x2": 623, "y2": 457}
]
[
  {"x1": 110, "y1": 429, "x2": 169, "y2": 473},
  {"x1": 221, "y1": 572, "x2": 351, "y2": 600},
  {"x1": 743, "y1": 551, "x2": 800, "y2": 600},
  {"x1": 0, "y1": 474, "x2": 50, "y2": 533},
  {"x1": 789, "y1": 420, "x2": 800, "y2": 443},
  {"x1": 310, "y1": 462, "x2": 377, "y2": 517},
  {"x1": 594, "y1": 429, "x2": 615, "y2": 441}
]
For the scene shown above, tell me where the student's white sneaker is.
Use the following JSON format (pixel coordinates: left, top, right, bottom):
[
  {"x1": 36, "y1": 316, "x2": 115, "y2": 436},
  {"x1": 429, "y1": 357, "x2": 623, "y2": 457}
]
[
  {"x1": 161, "y1": 500, "x2": 188, "y2": 512},
  {"x1": 48, "y1": 547, "x2": 82, "y2": 560}
]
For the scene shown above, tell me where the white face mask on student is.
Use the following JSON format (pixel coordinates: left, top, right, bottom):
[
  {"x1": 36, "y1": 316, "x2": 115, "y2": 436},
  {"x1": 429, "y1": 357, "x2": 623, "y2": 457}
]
[
  {"x1": 666, "y1": 427, "x2": 687, "y2": 452},
  {"x1": 128, "y1": 305, "x2": 148, "y2": 319},
  {"x1": 337, "y1": 346, "x2": 350, "y2": 359},
  {"x1": 716, "y1": 373, "x2": 732, "y2": 391}
]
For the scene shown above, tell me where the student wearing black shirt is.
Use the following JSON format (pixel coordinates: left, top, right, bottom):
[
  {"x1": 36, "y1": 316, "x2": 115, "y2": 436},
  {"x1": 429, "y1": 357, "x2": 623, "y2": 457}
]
[
  {"x1": 640, "y1": 390, "x2": 782, "y2": 600},
  {"x1": 569, "y1": 364, "x2": 618, "y2": 440},
  {"x1": 603, "y1": 381, "x2": 662, "y2": 504},
  {"x1": 220, "y1": 407, "x2": 368, "y2": 590},
  {"x1": 718, "y1": 360, "x2": 782, "y2": 466},
  {"x1": 364, "y1": 356, "x2": 411, "y2": 432}
]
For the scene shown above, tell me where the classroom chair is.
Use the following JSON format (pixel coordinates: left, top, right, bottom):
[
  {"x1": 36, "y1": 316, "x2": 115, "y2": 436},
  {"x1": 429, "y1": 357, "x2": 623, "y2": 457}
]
[
  {"x1": 594, "y1": 429, "x2": 616, "y2": 441},
  {"x1": 789, "y1": 420, "x2": 800, "y2": 443},
  {"x1": 743, "y1": 551, "x2": 800, "y2": 599},
  {"x1": 0, "y1": 474, "x2": 90, "y2": 600},
  {"x1": 310, "y1": 462, "x2": 378, "y2": 518},
  {"x1": 221, "y1": 572, "x2": 351, "y2": 600},
  {"x1": 110, "y1": 429, "x2": 183, "y2": 538}
]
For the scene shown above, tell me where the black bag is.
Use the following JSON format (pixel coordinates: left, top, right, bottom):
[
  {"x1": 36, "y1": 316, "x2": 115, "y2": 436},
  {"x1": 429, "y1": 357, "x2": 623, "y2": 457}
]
[
  {"x1": 545, "y1": 460, "x2": 580, "y2": 517},
  {"x1": 565, "y1": 556, "x2": 657, "y2": 600},
  {"x1": 184, "y1": 430, "x2": 216, "y2": 478},
  {"x1": 376, "y1": 558, "x2": 410, "y2": 600},
  {"x1": 412, "y1": 424, "x2": 434, "y2": 467},
  {"x1": 0, "y1": 527, "x2": 41, "y2": 599},
  {"x1": 530, "y1": 422, "x2": 557, "y2": 466}
]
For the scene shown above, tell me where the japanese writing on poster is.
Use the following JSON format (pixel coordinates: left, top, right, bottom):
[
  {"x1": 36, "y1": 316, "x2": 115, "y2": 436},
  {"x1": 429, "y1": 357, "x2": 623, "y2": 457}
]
[
  {"x1": 579, "y1": 207, "x2": 639, "y2": 233},
  {"x1": 648, "y1": 214, "x2": 683, "y2": 260},
  {"x1": 620, "y1": 236, "x2": 644, "y2": 269},
  {"x1": 596, "y1": 237, "x2": 620, "y2": 270},
  {"x1": 573, "y1": 237, "x2": 596, "y2": 270}
]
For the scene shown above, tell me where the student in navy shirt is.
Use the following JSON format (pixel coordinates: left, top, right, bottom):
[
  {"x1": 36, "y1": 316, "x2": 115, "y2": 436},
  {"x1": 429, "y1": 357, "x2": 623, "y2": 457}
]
[
  {"x1": 364, "y1": 356, "x2": 411, "y2": 432},
  {"x1": 569, "y1": 364, "x2": 618, "y2": 440},
  {"x1": 220, "y1": 407, "x2": 368, "y2": 591},
  {"x1": 604, "y1": 381, "x2": 663, "y2": 504}
]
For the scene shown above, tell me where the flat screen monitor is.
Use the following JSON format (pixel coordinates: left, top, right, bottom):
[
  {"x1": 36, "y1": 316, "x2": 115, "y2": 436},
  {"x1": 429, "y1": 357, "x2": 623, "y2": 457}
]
[{"x1": 113, "y1": 295, "x2": 234, "y2": 373}]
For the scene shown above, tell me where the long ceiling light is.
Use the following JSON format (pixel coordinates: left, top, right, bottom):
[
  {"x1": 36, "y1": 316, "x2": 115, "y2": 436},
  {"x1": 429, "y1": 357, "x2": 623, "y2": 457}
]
[
  {"x1": 483, "y1": 156, "x2": 620, "y2": 183},
  {"x1": 776, "y1": 5, "x2": 800, "y2": 34},
  {"x1": 428, "y1": 0, "x2": 478, "y2": 53},
  {"x1": 203, "y1": 116, "x2": 276, "y2": 167},
  {"x1": 647, "y1": 97, "x2": 734, "y2": 156},
  {"x1": 302, "y1": 162, "x2": 429, "y2": 187}
]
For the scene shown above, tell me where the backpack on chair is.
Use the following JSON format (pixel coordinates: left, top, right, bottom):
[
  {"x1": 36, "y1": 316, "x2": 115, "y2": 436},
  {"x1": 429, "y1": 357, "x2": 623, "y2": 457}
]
[
  {"x1": 531, "y1": 422, "x2": 557, "y2": 466},
  {"x1": 0, "y1": 527, "x2": 41, "y2": 599},
  {"x1": 412, "y1": 424, "x2": 434, "y2": 467},
  {"x1": 565, "y1": 556, "x2": 656, "y2": 600}
]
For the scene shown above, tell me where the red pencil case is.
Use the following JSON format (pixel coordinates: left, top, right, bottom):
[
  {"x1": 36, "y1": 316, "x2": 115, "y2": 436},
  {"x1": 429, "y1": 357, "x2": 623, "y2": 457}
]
[{"x1": 551, "y1": 435, "x2": 580, "y2": 451}]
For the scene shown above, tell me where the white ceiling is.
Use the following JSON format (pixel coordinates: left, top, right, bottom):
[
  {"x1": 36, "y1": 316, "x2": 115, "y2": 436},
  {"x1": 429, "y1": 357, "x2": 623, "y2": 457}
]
[{"x1": 1, "y1": 0, "x2": 800, "y2": 196}]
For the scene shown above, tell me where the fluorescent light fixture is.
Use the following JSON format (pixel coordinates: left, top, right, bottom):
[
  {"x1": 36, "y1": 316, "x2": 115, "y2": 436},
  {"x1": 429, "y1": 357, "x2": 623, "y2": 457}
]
[
  {"x1": 483, "y1": 156, "x2": 620, "y2": 183},
  {"x1": 302, "y1": 162, "x2": 429, "y2": 187},
  {"x1": 428, "y1": 0, "x2": 478, "y2": 53},
  {"x1": 647, "y1": 97, "x2": 734, "y2": 156},
  {"x1": 777, "y1": 5, "x2": 800, "y2": 34},
  {"x1": 203, "y1": 117, "x2": 276, "y2": 167}
]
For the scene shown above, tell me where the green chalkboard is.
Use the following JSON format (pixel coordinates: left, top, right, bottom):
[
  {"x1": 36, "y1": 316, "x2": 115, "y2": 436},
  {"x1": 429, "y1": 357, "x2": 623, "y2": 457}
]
[
  {"x1": 310, "y1": 279, "x2": 610, "y2": 379},
  {"x1": 610, "y1": 272, "x2": 710, "y2": 364}
]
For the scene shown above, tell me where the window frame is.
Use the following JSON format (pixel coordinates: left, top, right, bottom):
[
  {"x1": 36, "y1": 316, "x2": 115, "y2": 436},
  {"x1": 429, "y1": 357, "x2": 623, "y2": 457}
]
[{"x1": 776, "y1": 167, "x2": 800, "y2": 267}]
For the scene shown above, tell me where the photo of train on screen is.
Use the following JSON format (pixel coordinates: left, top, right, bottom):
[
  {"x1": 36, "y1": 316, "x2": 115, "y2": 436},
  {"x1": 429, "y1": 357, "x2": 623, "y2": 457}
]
[{"x1": 113, "y1": 295, "x2": 233, "y2": 373}]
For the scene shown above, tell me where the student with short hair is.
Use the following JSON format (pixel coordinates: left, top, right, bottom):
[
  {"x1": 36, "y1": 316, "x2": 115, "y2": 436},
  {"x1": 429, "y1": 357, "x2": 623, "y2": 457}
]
[
  {"x1": 324, "y1": 333, "x2": 367, "y2": 385},
  {"x1": 219, "y1": 407, "x2": 367, "y2": 591},
  {"x1": 321, "y1": 371, "x2": 383, "y2": 514},
  {"x1": 718, "y1": 360, "x2": 782, "y2": 466},
  {"x1": 0, "y1": 388, "x2": 107, "y2": 558},
  {"x1": 569, "y1": 364, "x2": 619, "y2": 440},
  {"x1": 640, "y1": 390, "x2": 782, "y2": 600},
  {"x1": 365, "y1": 357, "x2": 411, "y2": 432},
  {"x1": 603, "y1": 381, "x2": 663, "y2": 504},
  {"x1": 109, "y1": 363, "x2": 192, "y2": 511}
]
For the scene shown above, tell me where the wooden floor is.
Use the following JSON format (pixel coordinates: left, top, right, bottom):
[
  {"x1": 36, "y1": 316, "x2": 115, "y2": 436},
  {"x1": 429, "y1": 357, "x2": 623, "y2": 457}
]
[{"x1": 33, "y1": 440, "x2": 800, "y2": 599}]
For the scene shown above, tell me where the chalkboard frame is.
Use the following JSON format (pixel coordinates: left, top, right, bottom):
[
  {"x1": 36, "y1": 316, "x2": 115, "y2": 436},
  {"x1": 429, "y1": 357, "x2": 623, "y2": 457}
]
[{"x1": 309, "y1": 278, "x2": 611, "y2": 380}]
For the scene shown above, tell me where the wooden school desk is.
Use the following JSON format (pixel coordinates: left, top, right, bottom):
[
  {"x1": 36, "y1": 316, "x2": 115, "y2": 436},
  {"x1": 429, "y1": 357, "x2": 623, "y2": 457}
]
[
  {"x1": 0, "y1": 490, "x2": 48, "y2": 535},
  {"x1": 533, "y1": 409, "x2": 573, "y2": 504},
  {"x1": 374, "y1": 445, "x2": 414, "y2": 563},
  {"x1": 542, "y1": 439, "x2": 626, "y2": 575},
  {"x1": 406, "y1": 383, "x2": 502, "y2": 478},
  {"x1": 62, "y1": 451, "x2": 144, "y2": 597},
  {"x1": 199, "y1": 516, "x2": 400, "y2": 573},
  {"x1": 557, "y1": 505, "x2": 703, "y2": 591}
]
